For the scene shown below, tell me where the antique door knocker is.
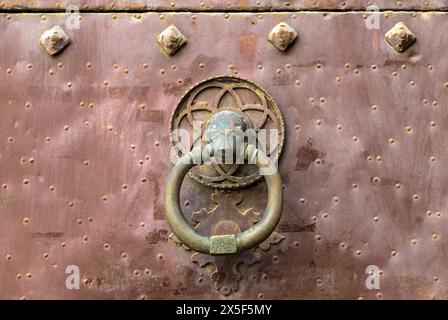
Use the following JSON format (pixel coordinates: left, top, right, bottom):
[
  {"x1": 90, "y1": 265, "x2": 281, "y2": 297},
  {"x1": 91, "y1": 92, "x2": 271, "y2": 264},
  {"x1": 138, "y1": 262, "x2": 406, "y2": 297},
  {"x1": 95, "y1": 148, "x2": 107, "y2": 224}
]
[{"x1": 165, "y1": 76, "x2": 285, "y2": 255}]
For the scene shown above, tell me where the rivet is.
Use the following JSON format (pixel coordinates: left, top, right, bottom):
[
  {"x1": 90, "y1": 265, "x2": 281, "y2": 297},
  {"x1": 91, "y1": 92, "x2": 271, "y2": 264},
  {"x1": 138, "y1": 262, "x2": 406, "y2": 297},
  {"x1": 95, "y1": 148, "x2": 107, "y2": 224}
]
[
  {"x1": 143, "y1": 63, "x2": 149, "y2": 69},
  {"x1": 405, "y1": 126, "x2": 412, "y2": 133},
  {"x1": 333, "y1": 196, "x2": 340, "y2": 203},
  {"x1": 356, "y1": 250, "x2": 362, "y2": 256},
  {"x1": 336, "y1": 124, "x2": 342, "y2": 130},
  {"x1": 373, "y1": 216, "x2": 380, "y2": 222},
  {"x1": 430, "y1": 121, "x2": 436, "y2": 127},
  {"x1": 258, "y1": 293, "x2": 264, "y2": 299},
  {"x1": 340, "y1": 242, "x2": 347, "y2": 249},
  {"x1": 315, "y1": 119, "x2": 322, "y2": 125},
  {"x1": 432, "y1": 234, "x2": 439, "y2": 240},
  {"x1": 124, "y1": 68, "x2": 129, "y2": 74},
  {"x1": 376, "y1": 155, "x2": 382, "y2": 162},
  {"x1": 103, "y1": 243, "x2": 110, "y2": 250},
  {"x1": 121, "y1": 253, "x2": 128, "y2": 259},
  {"x1": 22, "y1": 217, "x2": 30, "y2": 225},
  {"x1": 88, "y1": 217, "x2": 93, "y2": 222},
  {"x1": 335, "y1": 76, "x2": 342, "y2": 82},
  {"x1": 367, "y1": 155, "x2": 373, "y2": 161},
  {"x1": 83, "y1": 160, "x2": 90, "y2": 166},
  {"x1": 436, "y1": 211, "x2": 442, "y2": 217},
  {"x1": 17, "y1": 274, "x2": 22, "y2": 280},
  {"x1": 352, "y1": 136, "x2": 358, "y2": 142},
  {"x1": 411, "y1": 239, "x2": 418, "y2": 245},
  {"x1": 69, "y1": 201, "x2": 74, "y2": 207},
  {"x1": 395, "y1": 183, "x2": 401, "y2": 189},
  {"x1": 433, "y1": 276, "x2": 439, "y2": 282},
  {"x1": 43, "y1": 253, "x2": 49, "y2": 259},
  {"x1": 157, "y1": 253, "x2": 163, "y2": 259},
  {"x1": 141, "y1": 177, "x2": 147, "y2": 183},
  {"x1": 315, "y1": 235, "x2": 322, "y2": 241},
  {"x1": 23, "y1": 179, "x2": 29, "y2": 185},
  {"x1": 430, "y1": 156, "x2": 436, "y2": 162},
  {"x1": 413, "y1": 194, "x2": 419, "y2": 200},
  {"x1": 352, "y1": 183, "x2": 358, "y2": 188},
  {"x1": 409, "y1": 80, "x2": 415, "y2": 86},
  {"x1": 102, "y1": 195, "x2": 108, "y2": 202},
  {"x1": 391, "y1": 250, "x2": 398, "y2": 256},
  {"x1": 371, "y1": 105, "x2": 378, "y2": 111},
  {"x1": 427, "y1": 210, "x2": 432, "y2": 217},
  {"x1": 154, "y1": 141, "x2": 160, "y2": 147},
  {"x1": 133, "y1": 270, "x2": 140, "y2": 276},
  {"x1": 5, "y1": 254, "x2": 12, "y2": 261},
  {"x1": 76, "y1": 218, "x2": 82, "y2": 224},
  {"x1": 122, "y1": 184, "x2": 128, "y2": 190},
  {"x1": 61, "y1": 242, "x2": 66, "y2": 248},
  {"x1": 376, "y1": 292, "x2": 383, "y2": 299}
]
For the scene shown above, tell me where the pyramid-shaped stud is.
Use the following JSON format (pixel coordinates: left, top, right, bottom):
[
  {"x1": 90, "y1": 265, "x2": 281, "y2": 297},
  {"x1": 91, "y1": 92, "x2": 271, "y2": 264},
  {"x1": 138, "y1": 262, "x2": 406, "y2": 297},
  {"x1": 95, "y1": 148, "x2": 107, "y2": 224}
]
[
  {"x1": 385, "y1": 22, "x2": 416, "y2": 53},
  {"x1": 157, "y1": 24, "x2": 187, "y2": 56},
  {"x1": 268, "y1": 22, "x2": 298, "y2": 52},
  {"x1": 40, "y1": 25, "x2": 71, "y2": 56}
]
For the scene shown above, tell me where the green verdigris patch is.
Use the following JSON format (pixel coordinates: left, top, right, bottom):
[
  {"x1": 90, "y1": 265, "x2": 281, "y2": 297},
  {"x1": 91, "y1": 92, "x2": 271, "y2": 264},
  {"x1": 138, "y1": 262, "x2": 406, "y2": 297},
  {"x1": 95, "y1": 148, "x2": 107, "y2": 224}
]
[{"x1": 210, "y1": 234, "x2": 237, "y2": 255}]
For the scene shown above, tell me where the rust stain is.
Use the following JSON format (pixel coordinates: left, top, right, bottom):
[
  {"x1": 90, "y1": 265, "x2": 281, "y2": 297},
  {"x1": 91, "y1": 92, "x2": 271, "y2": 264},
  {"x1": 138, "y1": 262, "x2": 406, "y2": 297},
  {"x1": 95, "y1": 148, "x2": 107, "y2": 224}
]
[
  {"x1": 162, "y1": 78, "x2": 193, "y2": 96},
  {"x1": 145, "y1": 229, "x2": 169, "y2": 244},
  {"x1": 295, "y1": 145, "x2": 324, "y2": 171},
  {"x1": 278, "y1": 222, "x2": 316, "y2": 233},
  {"x1": 136, "y1": 109, "x2": 164, "y2": 122},
  {"x1": 31, "y1": 232, "x2": 64, "y2": 239},
  {"x1": 238, "y1": 33, "x2": 257, "y2": 63}
]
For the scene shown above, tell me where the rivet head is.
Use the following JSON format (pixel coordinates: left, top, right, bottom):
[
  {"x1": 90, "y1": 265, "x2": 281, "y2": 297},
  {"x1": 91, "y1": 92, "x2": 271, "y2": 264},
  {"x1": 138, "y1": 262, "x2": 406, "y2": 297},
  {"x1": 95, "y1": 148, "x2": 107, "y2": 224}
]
[
  {"x1": 39, "y1": 25, "x2": 71, "y2": 56},
  {"x1": 156, "y1": 24, "x2": 187, "y2": 56},
  {"x1": 268, "y1": 21, "x2": 298, "y2": 52},
  {"x1": 385, "y1": 22, "x2": 416, "y2": 53}
]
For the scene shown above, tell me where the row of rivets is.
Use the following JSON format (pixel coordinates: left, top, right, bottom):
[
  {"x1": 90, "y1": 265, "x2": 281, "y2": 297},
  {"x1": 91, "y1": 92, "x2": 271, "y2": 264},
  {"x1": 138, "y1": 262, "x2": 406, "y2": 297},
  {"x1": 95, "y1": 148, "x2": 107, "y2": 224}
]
[{"x1": 38, "y1": 21, "x2": 416, "y2": 56}]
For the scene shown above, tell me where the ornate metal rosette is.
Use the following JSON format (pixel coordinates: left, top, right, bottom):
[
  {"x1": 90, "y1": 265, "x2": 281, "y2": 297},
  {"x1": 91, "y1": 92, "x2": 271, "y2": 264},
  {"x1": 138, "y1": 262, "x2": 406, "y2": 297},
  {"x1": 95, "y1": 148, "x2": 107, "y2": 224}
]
[{"x1": 169, "y1": 76, "x2": 285, "y2": 189}]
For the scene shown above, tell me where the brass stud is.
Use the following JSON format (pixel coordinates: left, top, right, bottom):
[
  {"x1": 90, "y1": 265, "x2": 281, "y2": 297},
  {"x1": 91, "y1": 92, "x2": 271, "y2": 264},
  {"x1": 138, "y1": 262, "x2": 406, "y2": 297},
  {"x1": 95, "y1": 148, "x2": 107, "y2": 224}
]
[
  {"x1": 268, "y1": 22, "x2": 298, "y2": 52},
  {"x1": 40, "y1": 26, "x2": 71, "y2": 56},
  {"x1": 385, "y1": 22, "x2": 416, "y2": 53},
  {"x1": 156, "y1": 25, "x2": 187, "y2": 56}
]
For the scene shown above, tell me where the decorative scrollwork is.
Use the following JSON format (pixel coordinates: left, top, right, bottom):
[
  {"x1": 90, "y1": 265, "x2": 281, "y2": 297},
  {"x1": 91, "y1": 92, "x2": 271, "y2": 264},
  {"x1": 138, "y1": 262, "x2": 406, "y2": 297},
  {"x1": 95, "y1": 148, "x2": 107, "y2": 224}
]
[{"x1": 169, "y1": 76, "x2": 285, "y2": 189}]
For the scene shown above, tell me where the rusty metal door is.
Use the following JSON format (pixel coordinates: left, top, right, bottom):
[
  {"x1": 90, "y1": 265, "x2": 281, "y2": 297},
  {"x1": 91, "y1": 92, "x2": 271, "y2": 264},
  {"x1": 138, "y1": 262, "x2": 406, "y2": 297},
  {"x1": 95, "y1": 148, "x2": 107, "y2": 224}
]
[{"x1": 1, "y1": 1, "x2": 448, "y2": 300}]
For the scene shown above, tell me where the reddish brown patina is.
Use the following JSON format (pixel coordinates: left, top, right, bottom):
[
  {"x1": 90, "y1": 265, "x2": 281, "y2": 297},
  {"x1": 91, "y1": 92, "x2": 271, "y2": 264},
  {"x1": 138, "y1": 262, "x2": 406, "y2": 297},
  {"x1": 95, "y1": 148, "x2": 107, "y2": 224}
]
[{"x1": 1, "y1": 2, "x2": 448, "y2": 299}]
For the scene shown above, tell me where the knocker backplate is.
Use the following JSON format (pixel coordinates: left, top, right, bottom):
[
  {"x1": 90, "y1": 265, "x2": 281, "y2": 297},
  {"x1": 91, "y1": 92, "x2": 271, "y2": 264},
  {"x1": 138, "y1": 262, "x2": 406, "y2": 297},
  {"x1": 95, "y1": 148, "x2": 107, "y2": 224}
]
[{"x1": 169, "y1": 76, "x2": 285, "y2": 189}]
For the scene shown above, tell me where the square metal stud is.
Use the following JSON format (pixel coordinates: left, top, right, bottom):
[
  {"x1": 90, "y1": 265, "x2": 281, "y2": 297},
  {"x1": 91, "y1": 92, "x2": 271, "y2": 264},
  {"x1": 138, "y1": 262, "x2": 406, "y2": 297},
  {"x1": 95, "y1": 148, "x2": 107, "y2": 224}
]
[
  {"x1": 268, "y1": 22, "x2": 298, "y2": 52},
  {"x1": 157, "y1": 24, "x2": 187, "y2": 56},
  {"x1": 210, "y1": 234, "x2": 237, "y2": 255},
  {"x1": 385, "y1": 22, "x2": 416, "y2": 53},
  {"x1": 39, "y1": 25, "x2": 71, "y2": 56}
]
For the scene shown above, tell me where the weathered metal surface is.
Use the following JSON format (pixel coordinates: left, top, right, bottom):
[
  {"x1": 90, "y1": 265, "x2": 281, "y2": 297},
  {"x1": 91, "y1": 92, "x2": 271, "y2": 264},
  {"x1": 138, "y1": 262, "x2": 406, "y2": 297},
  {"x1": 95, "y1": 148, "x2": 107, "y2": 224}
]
[
  {"x1": 1, "y1": 11, "x2": 448, "y2": 300},
  {"x1": 1, "y1": 0, "x2": 448, "y2": 11}
]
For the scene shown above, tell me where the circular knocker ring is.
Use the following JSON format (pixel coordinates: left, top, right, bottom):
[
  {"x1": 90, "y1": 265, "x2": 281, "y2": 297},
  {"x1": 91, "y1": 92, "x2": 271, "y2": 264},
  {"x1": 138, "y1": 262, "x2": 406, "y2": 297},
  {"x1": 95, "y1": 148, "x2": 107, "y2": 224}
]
[{"x1": 164, "y1": 145, "x2": 282, "y2": 255}]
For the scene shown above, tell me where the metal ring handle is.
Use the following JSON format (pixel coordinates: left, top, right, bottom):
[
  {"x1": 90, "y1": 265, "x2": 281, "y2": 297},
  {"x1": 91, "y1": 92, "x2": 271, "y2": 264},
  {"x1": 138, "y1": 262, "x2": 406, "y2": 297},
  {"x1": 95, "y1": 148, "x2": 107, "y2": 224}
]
[{"x1": 164, "y1": 145, "x2": 283, "y2": 255}]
